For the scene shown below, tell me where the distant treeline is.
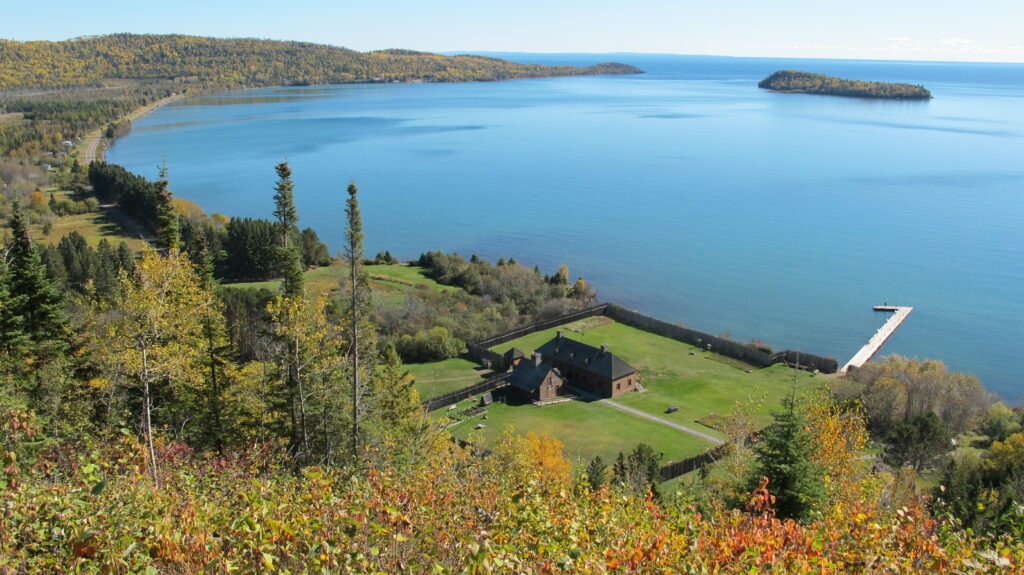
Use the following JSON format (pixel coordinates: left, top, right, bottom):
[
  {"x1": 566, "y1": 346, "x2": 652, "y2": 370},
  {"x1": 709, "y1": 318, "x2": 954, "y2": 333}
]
[
  {"x1": 758, "y1": 70, "x2": 931, "y2": 100},
  {"x1": 0, "y1": 34, "x2": 642, "y2": 91},
  {"x1": 87, "y1": 162, "x2": 331, "y2": 281}
]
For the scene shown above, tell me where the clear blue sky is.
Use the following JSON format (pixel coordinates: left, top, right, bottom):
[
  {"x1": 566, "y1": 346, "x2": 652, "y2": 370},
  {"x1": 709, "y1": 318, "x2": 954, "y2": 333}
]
[{"x1": 5, "y1": 0, "x2": 1022, "y2": 62}]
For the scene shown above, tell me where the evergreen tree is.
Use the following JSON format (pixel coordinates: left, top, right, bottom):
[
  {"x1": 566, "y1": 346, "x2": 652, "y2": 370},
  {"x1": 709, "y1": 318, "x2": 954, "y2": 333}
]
[
  {"x1": 613, "y1": 443, "x2": 661, "y2": 499},
  {"x1": 748, "y1": 389, "x2": 825, "y2": 520},
  {"x1": 586, "y1": 455, "x2": 608, "y2": 491},
  {"x1": 272, "y1": 161, "x2": 298, "y2": 245},
  {"x1": 154, "y1": 162, "x2": 180, "y2": 252},
  {"x1": 272, "y1": 162, "x2": 303, "y2": 299},
  {"x1": 369, "y1": 343, "x2": 422, "y2": 455},
  {"x1": 195, "y1": 231, "x2": 232, "y2": 453},
  {"x1": 344, "y1": 180, "x2": 375, "y2": 458},
  {"x1": 0, "y1": 256, "x2": 26, "y2": 353},
  {"x1": 5, "y1": 200, "x2": 65, "y2": 350},
  {"x1": 93, "y1": 239, "x2": 120, "y2": 301}
]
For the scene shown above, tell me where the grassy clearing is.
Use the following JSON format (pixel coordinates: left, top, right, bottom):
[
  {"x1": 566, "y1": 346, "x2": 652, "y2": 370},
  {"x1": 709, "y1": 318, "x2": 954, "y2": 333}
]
[
  {"x1": 491, "y1": 319, "x2": 814, "y2": 430},
  {"x1": 417, "y1": 318, "x2": 821, "y2": 467},
  {"x1": 443, "y1": 399, "x2": 719, "y2": 466},
  {"x1": 28, "y1": 209, "x2": 148, "y2": 252},
  {"x1": 407, "y1": 357, "x2": 492, "y2": 399},
  {"x1": 0, "y1": 112, "x2": 24, "y2": 126},
  {"x1": 366, "y1": 264, "x2": 458, "y2": 293},
  {"x1": 223, "y1": 264, "x2": 454, "y2": 302},
  {"x1": 223, "y1": 264, "x2": 341, "y2": 295}
]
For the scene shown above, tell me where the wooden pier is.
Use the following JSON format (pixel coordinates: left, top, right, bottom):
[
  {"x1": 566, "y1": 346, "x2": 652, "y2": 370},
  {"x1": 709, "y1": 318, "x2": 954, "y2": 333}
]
[{"x1": 840, "y1": 305, "x2": 913, "y2": 373}]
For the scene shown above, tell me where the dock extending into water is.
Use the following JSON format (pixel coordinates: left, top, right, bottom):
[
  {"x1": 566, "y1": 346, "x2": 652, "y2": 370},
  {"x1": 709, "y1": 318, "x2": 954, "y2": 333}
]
[{"x1": 841, "y1": 305, "x2": 913, "y2": 373}]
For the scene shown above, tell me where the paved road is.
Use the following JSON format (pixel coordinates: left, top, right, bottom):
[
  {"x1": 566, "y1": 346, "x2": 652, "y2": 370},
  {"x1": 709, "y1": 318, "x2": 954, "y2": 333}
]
[{"x1": 568, "y1": 386, "x2": 724, "y2": 445}]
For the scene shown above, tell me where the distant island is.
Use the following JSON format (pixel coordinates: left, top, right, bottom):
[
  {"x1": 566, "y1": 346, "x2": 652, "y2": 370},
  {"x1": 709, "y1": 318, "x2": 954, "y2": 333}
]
[
  {"x1": 758, "y1": 70, "x2": 931, "y2": 100},
  {"x1": 0, "y1": 34, "x2": 642, "y2": 92}
]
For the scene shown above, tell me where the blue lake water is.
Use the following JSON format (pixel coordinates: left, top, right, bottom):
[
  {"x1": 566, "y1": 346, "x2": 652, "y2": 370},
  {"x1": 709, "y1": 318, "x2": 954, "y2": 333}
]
[{"x1": 107, "y1": 54, "x2": 1024, "y2": 401}]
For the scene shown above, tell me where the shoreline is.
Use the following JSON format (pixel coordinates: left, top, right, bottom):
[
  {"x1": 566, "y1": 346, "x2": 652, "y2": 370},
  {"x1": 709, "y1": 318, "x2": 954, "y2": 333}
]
[{"x1": 80, "y1": 93, "x2": 184, "y2": 164}]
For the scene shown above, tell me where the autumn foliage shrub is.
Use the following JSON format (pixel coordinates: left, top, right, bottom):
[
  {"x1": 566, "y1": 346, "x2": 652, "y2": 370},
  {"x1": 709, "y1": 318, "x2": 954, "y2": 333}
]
[{"x1": 2, "y1": 426, "x2": 1022, "y2": 574}]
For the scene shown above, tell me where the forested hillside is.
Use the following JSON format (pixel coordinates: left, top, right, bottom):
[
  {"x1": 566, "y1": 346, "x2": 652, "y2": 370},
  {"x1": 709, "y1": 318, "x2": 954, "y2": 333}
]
[{"x1": 0, "y1": 34, "x2": 641, "y2": 91}]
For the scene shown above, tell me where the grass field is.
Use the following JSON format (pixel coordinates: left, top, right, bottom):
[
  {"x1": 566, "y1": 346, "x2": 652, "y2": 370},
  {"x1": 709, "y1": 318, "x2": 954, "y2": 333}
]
[
  {"x1": 423, "y1": 316, "x2": 819, "y2": 469},
  {"x1": 443, "y1": 400, "x2": 719, "y2": 466},
  {"x1": 407, "y1": 357, "x2": 492, "y2": 399},
  {"x1": 223, "y1": 264, "x2": 342, "y2": 294},
  {"x1": 28, "y1": 208, "x2": 149, "y2": 252},
  {"x1": 367, "y1": 264, "x2": 458, "y2": 293},
  {"x1": 223, "y1": 264, "x2": 453, "y2": 302},
  {"x1": 490, "y1": 318, "x2": 814, "y2": 429}
]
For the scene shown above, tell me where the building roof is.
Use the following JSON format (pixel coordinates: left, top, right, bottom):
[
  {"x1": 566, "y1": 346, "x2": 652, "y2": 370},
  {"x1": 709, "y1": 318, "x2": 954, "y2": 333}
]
[
  {"x1": 535, "y1": 335, "x2": 637, "y2": 381},
  {"x1": 507, "y1": 361, "x2": 561, "y2": 394}
]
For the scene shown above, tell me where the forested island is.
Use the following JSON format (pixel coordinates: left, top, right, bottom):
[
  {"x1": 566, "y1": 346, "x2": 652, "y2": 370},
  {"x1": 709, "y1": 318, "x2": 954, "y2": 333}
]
[{"x1": 758, "y1": 70, "x2": 931, "y2": 99}]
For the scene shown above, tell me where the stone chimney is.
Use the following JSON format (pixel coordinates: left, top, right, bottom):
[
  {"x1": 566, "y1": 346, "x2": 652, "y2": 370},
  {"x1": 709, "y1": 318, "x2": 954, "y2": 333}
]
[
  {"x1": 600, "y1": 344, "x2": 608, "y2": 355},
  {"x1": 533, "y1": 352, "x2": 543, "y2": 367},
  {"x1": 557, "y1": 330, "x2": 564, "y2": 339}
]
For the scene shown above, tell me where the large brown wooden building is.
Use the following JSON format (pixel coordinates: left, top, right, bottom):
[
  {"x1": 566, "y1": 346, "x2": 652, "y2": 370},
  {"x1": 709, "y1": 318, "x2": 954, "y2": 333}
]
[{"x1": 534, "y1": 332, "x2": 639, "y2": 398}]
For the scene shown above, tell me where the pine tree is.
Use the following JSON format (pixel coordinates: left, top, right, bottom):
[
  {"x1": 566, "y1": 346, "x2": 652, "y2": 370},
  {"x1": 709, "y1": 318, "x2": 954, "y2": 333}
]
[
  {"x1": 154, "y1": 162, "x2": 180, "y2": 252},
  {"x1": 748, "y1": 389, "x2": 825, "y2": 520}
]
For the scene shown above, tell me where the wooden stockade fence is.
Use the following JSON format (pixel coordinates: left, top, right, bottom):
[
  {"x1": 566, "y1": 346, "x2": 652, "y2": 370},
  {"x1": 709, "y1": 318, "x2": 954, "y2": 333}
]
[
  {"x1": 454, "y1": 301, "x2": 837, "y2": 409},
  {"x1": 659, "y1": 443, "x2": 732, "y2": 482},
  {"x1": 421, "y1": 373, "x2": 511, "y2": 412},
  {"x1": 467, "y1": 304, "x2": 610, "y2": 371},
  {"x1": 659, "y1": 430, "x2": 765, "y2": 482},
  {"x1": 770, "y1": 350, "x2": 839, "y2": 374}
]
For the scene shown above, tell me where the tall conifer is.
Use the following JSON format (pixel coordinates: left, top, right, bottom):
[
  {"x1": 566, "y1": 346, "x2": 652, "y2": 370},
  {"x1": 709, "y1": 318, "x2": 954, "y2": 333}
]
[
  {"x1": 273, "y1": 162, "x2": 303, "y2": 299},
  {"x1": 155, "y1": 162, "x2": 180, "y2": 252},
  {"x1": 5, "y1": 200, "x2": 64, "y2": 349},
  {"x1": 345, "y1": 180, "x2": 374, "y2": 457}
]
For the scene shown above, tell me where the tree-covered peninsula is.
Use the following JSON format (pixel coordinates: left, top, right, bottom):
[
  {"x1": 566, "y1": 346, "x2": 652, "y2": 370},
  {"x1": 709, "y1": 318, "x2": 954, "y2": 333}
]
[
  {"x1": 758, "y1": 70, "x2": 931, "y2": 99},
  {"x1": 0, "y1": 34, "x2": 641, "y2": 91}
]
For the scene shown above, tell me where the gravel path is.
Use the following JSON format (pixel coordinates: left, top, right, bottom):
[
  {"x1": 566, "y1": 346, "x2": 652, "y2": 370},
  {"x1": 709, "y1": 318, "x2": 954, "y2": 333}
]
[{"x1": 568, "y1": 386, "x2": 724, "y2": 445}]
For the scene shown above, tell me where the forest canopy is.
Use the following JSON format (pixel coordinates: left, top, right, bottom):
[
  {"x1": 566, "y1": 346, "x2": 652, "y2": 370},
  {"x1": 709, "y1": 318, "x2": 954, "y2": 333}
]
[
  {"x1": 0, "y1": 34, "x2": 642, "y2": 91},
  {"x1": 758, "y1": 70, "x2": 931, "y2": 100}
]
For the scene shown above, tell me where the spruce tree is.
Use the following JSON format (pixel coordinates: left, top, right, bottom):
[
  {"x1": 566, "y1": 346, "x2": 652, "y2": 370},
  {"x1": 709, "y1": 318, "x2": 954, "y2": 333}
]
[
  {"x1": 748, "y1": 389, "x2": 825, "y2": 520},
  {"x1": 370, "y1": 343, "x2": 422, "y2": 451},
  {"x1": 345, "y1": 180, "x2": 374, "y2": 458},
  {"x1": 586, "y1": 455, "x2": 608, "y2": 491},
  {"x1": 272, "y1": 162, "x2": 303, "y2": 299},
  {"x1": 0, "y1": 256, "x2": 26, "y2": 353},
  {"x1": 5, "y1": 200, "x2": 65, "y2": 349},
  {"x1": 154, "y1": 163, "x2": 180, "y2": 252}
]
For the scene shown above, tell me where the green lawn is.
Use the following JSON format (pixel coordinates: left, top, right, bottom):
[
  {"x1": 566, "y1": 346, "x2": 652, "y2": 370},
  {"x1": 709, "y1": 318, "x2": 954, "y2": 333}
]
[
  {"x1": 442, "y1": 399, "x2": 719, "y2": 466},
  {"x1": 366, "y1": 264, "x2": 458, "y2": 293},
  {"x1": 418, "y1": 317, "x2": 821, "y2": 467},
  {"x1": 492, "y1": 318, "x2": 814, "y2": 429},
  {"x1": 223, "y1": 264, "x2": 455, "y2": 303},
  {"x1": 29, "y1": 209, "x2": 148, "y2": 252},
  {"x1": 223, "y1": 264, "x2": 341, "y2": 294},
  {"x1": 407, "y1": 357, "x2": 492, "y2": 399}
]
